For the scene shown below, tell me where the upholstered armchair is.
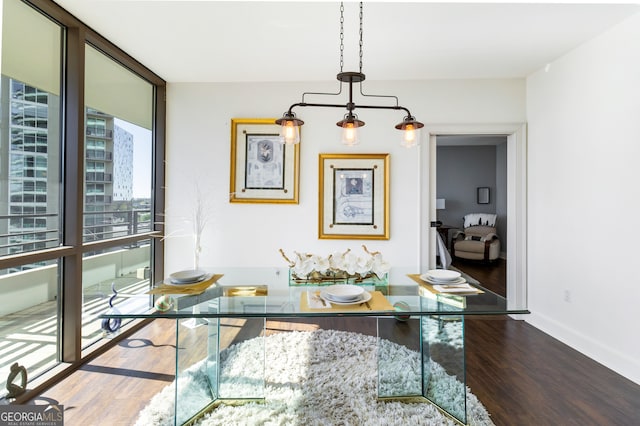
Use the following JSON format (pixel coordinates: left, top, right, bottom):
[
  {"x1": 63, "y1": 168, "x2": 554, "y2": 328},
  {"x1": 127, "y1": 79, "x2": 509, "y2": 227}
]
[{"x1": 452, "y1": 213, "x2": 500, "y2": 263}]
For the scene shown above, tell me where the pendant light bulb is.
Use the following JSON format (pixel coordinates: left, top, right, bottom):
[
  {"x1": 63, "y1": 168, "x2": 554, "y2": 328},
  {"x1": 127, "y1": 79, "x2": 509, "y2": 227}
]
[
  {"x1": 337, "y1": 113, "x2": 365, "y2": 146},
  {"x1": 275, "y1": 112, "x2": 304, "y2": 145},
  {"x1": 341, "y1": 122, "x2": 359, "y2": 146},
  {"x1": 281, "y1": 120, "x2": 300, "y2": 145},
  {"x1": 401, "y1": 124, "x2": 418, "y2": 148},
  {"x1": 396, "y1": 116, "x2": 424, "y2": 148}
]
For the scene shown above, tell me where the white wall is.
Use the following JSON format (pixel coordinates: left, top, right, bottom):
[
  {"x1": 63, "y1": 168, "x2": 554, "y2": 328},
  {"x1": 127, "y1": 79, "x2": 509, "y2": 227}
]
[
  {"x1": 164, "y1": 79, "x2": 525, "y2": 280},
  {"x1": 526, "y1": 12, "x2": 640, "y2": 384}
]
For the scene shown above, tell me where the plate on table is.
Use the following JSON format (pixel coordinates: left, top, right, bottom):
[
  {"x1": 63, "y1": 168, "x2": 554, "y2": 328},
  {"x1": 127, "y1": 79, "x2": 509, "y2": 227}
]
[
  {"x1": 323, "y1": 284, "x2": 365, "y2": 302},
  {"x1": 166, "y1": 269, "x2": 207, "y2": 285},
  {"x1": 421, "y1": 275, "x2": 467, "y2": 285},
  {"x1": 434, "y1": 283, "x2": 478, "y2": 293},
  {"x1": 320, "y1": 290, "x2": 372, "y2": 306},
  {"x1": 421, "y1": 269, "x2": 461, "y2": 282}
]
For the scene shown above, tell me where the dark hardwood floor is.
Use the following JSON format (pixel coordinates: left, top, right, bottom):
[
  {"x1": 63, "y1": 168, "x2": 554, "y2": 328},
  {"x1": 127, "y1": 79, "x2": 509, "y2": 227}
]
[
  {"x1": 23, "y1": 262, "x2": 640, "y2": 425},
  {"x1": 452, "y1": 257, "x2": 506, "y2": 297},
  {"x1": 456, "y1": 258, "x2": 640, "y2": 425},
  {"x1": 466, "y1": 317, "x2": 640, "y2": 425}
]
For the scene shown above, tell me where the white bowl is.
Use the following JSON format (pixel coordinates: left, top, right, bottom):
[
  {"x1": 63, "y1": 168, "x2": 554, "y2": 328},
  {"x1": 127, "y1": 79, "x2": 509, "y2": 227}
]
[{"x1": 324, "y1": 284, "x2": 365, "y2": 302}]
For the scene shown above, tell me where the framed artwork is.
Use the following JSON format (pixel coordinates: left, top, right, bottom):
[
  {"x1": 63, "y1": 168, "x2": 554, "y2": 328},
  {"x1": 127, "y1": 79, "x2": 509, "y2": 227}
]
[
  {"x1": 477, "y1": 187, "x2": 490, "y2": 204},
  {"x1": 319, "y1": 153, "x2": 389, "y2": 240},
  {"x1": 230, "y1": 118, "x2": 299, "y2": 203}
]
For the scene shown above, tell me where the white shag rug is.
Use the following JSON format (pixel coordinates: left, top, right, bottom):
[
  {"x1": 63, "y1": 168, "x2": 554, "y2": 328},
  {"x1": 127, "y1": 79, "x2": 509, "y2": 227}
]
[{"x1": 136, "y1": 329, "x2": 494, "y2": 426}]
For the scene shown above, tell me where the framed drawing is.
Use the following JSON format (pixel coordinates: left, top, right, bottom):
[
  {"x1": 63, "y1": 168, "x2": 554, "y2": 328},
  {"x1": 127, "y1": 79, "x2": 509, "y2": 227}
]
[
  {"x1": 319, "y1": 153, "x2": 389, "y2": 240},
  {"x1": 477, "y1": 187, "x2": 490, "y2": 204},
  {"x1": 230, "y1": 118, "x2": 300, "y2": 203}
]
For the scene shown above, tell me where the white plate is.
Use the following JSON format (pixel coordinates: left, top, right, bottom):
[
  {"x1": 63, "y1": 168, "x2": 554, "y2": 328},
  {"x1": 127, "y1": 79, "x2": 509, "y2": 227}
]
[
  {"x1": 163, "y1": 275, "x2": 210, "y2": 286},
  {"x1": 422, "y1": 269, "x2": 461, "y2": 281},
  {"x1": 165, "y1": 272, "x2": 210, "y2": 286},
  {"x1": 320, "y1": 290, "x2": 372, "y2": 306},
  {"x1": 421, "y1": 276, "x2": 467, "y2": 285},
  {"x1": 323, "y1": 284, "x2": 365, "y2": 302},
  {"x1": 433, "y1": 284, "x2": 478, "y2": 293},
  {"x1": 169, "y1": 269, "x2": 206, "y2": 284}
]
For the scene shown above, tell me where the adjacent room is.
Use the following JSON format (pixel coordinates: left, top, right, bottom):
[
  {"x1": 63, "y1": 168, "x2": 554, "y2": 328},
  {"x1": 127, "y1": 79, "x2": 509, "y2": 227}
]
[{"x1": 2, "y1": 0, "x2": 640, "y2": 425}]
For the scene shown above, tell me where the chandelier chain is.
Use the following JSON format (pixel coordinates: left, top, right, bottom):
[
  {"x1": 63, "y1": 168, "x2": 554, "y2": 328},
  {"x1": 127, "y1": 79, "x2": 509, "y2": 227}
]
[
  {"x1": 339, "y1": 2, "x2": 344, "y2": 73},
  {"x1": 359, "y1": 2, "x2": 363, "y2": 73}
]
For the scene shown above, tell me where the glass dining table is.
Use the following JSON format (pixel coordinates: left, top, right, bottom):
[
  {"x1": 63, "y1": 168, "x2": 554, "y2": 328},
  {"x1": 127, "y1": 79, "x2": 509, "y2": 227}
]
[{"x1": 101, "y1": 267, "x2": 528, "y2": 425}]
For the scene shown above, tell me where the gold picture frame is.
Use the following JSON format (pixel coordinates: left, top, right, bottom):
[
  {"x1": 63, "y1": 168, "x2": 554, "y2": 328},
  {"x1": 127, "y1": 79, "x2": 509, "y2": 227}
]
[
  {"x1": 230, "y1": 118, "x2": 300, "y2": 204},
  {"x1": 319, "y1": 153, "x2": 390, "y2": 240}
]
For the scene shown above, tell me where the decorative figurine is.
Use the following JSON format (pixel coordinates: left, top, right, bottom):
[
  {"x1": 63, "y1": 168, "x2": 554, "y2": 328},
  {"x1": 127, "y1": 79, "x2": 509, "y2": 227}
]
[
  {"x1": 101, "y1": 282, "x2": 122, "y2": 334},
  {"x1": 6, "y1": 362, "x2": 27, "y2": 398}
]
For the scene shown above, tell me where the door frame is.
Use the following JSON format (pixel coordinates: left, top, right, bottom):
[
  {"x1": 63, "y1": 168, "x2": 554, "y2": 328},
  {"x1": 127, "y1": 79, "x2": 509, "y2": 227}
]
[{"x1": 419, "y1": 123, "x2": 527, "y2": 312}]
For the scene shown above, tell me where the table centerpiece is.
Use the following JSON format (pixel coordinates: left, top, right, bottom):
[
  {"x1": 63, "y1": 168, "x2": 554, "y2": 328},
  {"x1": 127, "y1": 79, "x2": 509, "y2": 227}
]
[{"x1": 279, "y1": 245, "x2": 389, "y2": 287}]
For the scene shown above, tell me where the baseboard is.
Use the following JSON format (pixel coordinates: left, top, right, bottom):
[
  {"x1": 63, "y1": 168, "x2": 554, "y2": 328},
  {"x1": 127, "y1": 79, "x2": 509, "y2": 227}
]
[{"x1": 526, "y1": 312, "x2": 640, "y2": 386}]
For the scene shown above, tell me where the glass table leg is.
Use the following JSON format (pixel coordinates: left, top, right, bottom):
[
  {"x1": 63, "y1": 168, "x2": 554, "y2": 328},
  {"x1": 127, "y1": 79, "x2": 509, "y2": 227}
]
[
  {"x1": 376, "y1": 313, "x2": 467, "y2": 425},
  {"x1": 376, "y1": 316, "x2": 422, "y2": 398},
  {"x1": 422, "y1": 314, "x2": 467, "y2": 424}
]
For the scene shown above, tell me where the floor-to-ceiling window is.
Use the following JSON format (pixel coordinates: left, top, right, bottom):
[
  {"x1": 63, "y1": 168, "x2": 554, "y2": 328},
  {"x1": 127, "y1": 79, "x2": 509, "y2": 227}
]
[
  {"x1": 0, "y1": 0, "x2": 165, "y2": 399},
  {"x1": 81, "y1": 45, "x2": 155, "y2": 348},
  {"x1": 0, "y1": 0, "x2": 64, "y2": 396}
]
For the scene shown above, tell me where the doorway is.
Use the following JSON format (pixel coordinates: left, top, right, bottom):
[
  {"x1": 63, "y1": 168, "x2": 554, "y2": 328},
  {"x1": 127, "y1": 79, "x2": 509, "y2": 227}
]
[
  {"x1": 436, "y1": 135, "x2": 507, "y2": 296},
  {"x1": 418, "y1": 123, "x2": 527, "y2": 312}
]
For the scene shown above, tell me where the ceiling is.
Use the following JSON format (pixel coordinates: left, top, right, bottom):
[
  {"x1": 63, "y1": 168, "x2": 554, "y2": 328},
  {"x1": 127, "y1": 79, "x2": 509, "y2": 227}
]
[{"x1": 52, "y1": 1, "x2": 640, "y2": 83}]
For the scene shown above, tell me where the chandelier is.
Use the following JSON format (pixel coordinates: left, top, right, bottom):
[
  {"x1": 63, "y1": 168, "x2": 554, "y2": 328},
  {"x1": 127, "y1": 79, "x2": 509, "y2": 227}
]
[{"x1": 276, "y1": 2, "x2": 424, "y2": 147}]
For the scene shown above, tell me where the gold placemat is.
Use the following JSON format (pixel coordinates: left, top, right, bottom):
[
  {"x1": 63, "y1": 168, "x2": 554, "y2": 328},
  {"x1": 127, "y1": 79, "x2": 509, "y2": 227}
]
[
  {"x1": 407, "y1": 274, "x2": 484, "y2": 295},
  {"x1": 300, "y1": 290, "x2": 394, "y2": 312},
  {"x1": 146, "y1": 274, "x2": 224, "y2": 295}
]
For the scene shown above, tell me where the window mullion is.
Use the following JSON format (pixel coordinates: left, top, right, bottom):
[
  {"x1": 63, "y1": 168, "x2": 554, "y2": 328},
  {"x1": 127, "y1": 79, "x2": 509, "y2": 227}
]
[{"x1": 61, "y1": 25, "x2": 86, "y2": 363}]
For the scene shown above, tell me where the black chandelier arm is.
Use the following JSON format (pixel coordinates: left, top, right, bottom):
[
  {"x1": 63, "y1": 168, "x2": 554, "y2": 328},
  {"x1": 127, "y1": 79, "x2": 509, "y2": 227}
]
[
  {"x1": 300, "y1": 83, "x2": 344, "y2": 104},
  {"x1": 353, "y1": 104, "x2": 412, "y2": 117},
  {"x1": 359, "y1": 84, "x2": 400, "y2": 108},
  {"x1": 285, "y1": 102, "x2": 346, "y2": 116},
  {"x1": 287, "y1": 102, "x2": 411, "y2": 117},
  {"x1": 360, "y1": 92, "x2": 400, "y2": 108},
  {"x1": 296, "y1": 78, "x2": 401, "y2": 109}
]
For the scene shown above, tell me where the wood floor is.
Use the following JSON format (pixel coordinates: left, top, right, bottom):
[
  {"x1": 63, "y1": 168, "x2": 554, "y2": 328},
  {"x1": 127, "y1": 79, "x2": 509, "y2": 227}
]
[
  {"x1": 23, "y1": 262, "x2": 640, "y2": 425},
  {"x1": 451, "y1": 258, "x2": 506, "y2": 297}
]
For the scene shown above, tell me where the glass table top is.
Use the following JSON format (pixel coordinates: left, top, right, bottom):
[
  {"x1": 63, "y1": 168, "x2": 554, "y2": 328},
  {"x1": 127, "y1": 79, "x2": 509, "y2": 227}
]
[{"x1": 100, "y1": 267, "x2": 529, "y2": 320}]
